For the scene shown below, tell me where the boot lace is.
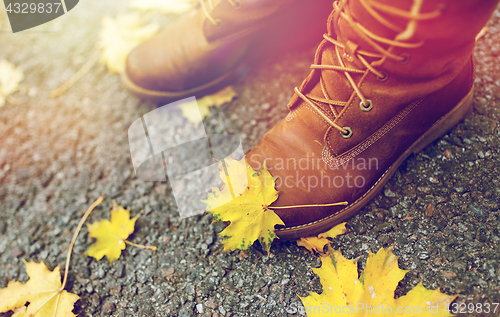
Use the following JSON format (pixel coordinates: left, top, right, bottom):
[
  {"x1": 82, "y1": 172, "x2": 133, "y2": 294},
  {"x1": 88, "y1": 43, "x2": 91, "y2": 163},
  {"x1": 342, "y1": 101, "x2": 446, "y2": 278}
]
[
  {"x1": 200, "y1": 0, "x2": 242, "y2": 27},
  {"x1": 291, "y1": 0, "x2": 441, "y2": 138}
]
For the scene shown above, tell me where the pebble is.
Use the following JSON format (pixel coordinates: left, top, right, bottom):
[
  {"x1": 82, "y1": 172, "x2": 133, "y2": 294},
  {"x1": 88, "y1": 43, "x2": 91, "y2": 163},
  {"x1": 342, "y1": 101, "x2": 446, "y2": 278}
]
[
  {"x1": 219, "y1": 305, "x2": 226, "y2": 315},
  {"x1": 384, "y1": 188, "x2": 396, "y2": 197},
  {"x1": 196, "y1": 303, "x2": 204, "y2": 313},
  {"x1": 11, "y1": 247, "x2": 24, "y2": 258},
  {"x1": 114, "y1": 262, "x2": 125, "y2": 278}
]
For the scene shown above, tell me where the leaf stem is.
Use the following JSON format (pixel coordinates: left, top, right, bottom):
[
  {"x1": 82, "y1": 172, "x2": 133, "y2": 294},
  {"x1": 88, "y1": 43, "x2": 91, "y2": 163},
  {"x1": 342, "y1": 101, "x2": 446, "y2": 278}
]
[
  {"x1": 124, "y1": 240, "x2": 157, "y2": 251},
  {"x1": 269, "y1": 202, "x2": 348, "y2": 210},
  {"x1": 50, "y1": 49, "x2": 100, "y2": 98},
  {"x1": 476, "y1": 26, "x2": 488, "y2": 41},
  {"x1": 5, "y1": 95, "x2": 22, "y2": 105},
  {"x1": 61, "y1": 196, "x2": 103, "y2": 291},
  {"x1": 220, "y1": 159, "x2": 236, "y2": 199}
]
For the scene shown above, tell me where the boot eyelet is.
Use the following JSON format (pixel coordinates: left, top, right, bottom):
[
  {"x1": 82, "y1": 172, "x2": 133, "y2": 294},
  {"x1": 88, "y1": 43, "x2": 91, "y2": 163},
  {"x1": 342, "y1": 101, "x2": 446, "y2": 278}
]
[
  {"x1": 214, "y1": 19, "x2": 223, "y2": 28},
  {"x1": 360, "y1": 99, "x2": 373, "y2": 112},
  {"x1": 377, "y1": 71, "x2": 389, "y2": 82},
  {"x1": 398, "y1": 53, "x2": 410, "y2": 65},
  {"x1": 340, "y1": 127, "x2": 353, "y2": 139}
]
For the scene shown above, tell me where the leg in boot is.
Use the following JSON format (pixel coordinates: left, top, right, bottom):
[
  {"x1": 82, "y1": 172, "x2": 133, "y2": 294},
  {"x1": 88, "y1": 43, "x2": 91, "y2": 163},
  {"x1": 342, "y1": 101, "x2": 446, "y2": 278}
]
[
  {"x1": 123, "y1": 0, "x2": 334, "y2": 104},
  {"x1": 247, "y1": 0, "x2": 500, "y2": 239}
]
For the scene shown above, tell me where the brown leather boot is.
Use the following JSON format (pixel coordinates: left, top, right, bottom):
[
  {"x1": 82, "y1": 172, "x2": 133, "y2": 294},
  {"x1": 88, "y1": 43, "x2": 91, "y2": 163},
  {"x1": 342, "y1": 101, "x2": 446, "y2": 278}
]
[
  {"x1": 123, "y1": 0, "x2": 333, "y2": 104},
  {"x1": 247, "y1": 0, "x2": 499, "y2": 240}
]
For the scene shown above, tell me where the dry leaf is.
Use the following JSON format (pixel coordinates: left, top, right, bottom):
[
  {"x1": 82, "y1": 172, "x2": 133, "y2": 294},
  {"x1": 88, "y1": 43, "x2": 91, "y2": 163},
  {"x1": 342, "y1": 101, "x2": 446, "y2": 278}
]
[
  {"x1": 0, "y1": 261, "x2": 79, "y2": 317},
  {"x1": 0, "y1": 59, "x2": 24, "y2": 107},
  {"x1": 86, "y1": 201, "x2": 139, "y2": 264},
  {"x1": 204, "y1": 156, "x2": 284, "y2": 253},
  {"x1": 297, "y1": 223, "x2": 347, "y2": 255},
  {"x1": 98, "y1": 13, "x2": 159, "y2": 73},
  {"x1": 177, "y1": 98, "x2": 209, "y2": 125},
  {"x1": 130, "y1": 0, "x2": 197, "y2": 14},
  {"x1": 179, "y1": 86, "x2": 238, "y2": 124},
  {"x1": 299, "y1": 246, "x2": 457, "y2": 316},
  {"x1": 0, "y1": 13, "x2": 9, "y2": 32},
  {"x1": 207, "y1": 156, "x2": 250, "y2": 205}
]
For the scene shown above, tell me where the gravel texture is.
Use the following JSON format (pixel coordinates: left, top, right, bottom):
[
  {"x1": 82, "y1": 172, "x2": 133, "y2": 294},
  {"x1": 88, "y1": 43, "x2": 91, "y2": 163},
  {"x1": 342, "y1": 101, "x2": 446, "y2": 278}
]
[{"x1": 1, "y1": 1, "x2": 500, "y2": 316}]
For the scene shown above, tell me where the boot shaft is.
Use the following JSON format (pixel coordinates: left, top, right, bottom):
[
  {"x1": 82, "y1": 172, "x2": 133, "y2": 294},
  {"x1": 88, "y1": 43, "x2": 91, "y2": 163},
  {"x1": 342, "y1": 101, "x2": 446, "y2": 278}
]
[
  {"x1": 246, "y1": 0, "x2": 495, "y2": 237},
  {"x1": 289, "y1": 0, "x2": 499, "y2": 115},
  {"x1": 336, "y1": 0, "x2": 499, "y2": 78},
  {"x1": 203, "y1": 0, "x2": 331, "y2": 42}
]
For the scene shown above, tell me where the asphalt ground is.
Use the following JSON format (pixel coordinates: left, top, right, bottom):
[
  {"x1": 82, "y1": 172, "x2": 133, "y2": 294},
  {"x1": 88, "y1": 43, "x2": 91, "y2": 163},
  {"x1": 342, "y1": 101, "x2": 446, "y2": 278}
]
[{"x1": 0, "y1": 1, "x2": 500, "y2": 316}]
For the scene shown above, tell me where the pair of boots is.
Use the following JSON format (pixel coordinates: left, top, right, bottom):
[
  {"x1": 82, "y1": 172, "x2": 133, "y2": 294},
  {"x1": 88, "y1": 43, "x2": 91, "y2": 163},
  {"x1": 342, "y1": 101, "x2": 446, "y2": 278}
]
[{"x1": 124, "y1": 0, "x2": 499, "y2": 240}]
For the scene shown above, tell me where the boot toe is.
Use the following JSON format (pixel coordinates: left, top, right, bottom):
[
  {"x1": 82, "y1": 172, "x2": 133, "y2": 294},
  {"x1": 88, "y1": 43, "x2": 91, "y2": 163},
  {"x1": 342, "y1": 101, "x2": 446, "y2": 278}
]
[
  {"x1": 125, "y1": 28, "x2": 189, "y2": 94},
  {"x1": 246, "y1": 118, "x2": 356, "y2": 240}
]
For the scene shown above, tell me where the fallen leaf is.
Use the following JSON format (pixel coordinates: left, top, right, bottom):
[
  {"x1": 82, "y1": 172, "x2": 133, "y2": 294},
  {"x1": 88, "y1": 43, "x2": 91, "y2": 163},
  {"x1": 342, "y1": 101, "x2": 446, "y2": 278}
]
[
  {"x1": 98, "y1": 13, "x2": 159, "y2": 73},
  {"x1": 86, "y1": 201, "x2": 139, "y2": 264},
  {"x1": 476, "y1": 26, "x2": 488, "y2": 41},
  {"x1": 177, "y1": 98, "x2": 209, "y2": 124},
  {"x1": 297, "y1": 223, "x2": 347, "y2": 255},
  {"x1": 0, "y1": 59, "x2": 24, "y2": 107},
  {"x1": 0, "y1": 14, "x2": 8, "y2": 32},
  {"x1": 212, "y1": 155, "x2": 250, "y2": 204},
  {"x1": 179, "y1": 86, "x2": 238, "y2": 124},
  {"x1": 130, "y1": 0, "x2": 197, "y2": 14},
  {"x1": 0, "y1": 261, "x2": 79, "y2": 317},
  {"x1": 198, "y1": 86, "x2": 238, "y2": 109},
  {"x1": 300, "y1": 246, "x2": 457, "y2": 316},
  {"x1": 204, "y1": 156, "x2": 284, "y2": 253}
]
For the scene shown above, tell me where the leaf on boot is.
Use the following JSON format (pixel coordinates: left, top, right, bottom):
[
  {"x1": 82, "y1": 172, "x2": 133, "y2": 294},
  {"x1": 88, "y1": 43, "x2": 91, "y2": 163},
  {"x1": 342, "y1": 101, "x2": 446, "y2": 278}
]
[
  {"x1": 0, "y1": 261, "x2": 79, "y2": 317},
  {"x1": 178, "y1": 86, "x2": 237, "y2": 124},
  {"x1": 130, "y1": 0, "x2": 197, "y2": 15},
  {"x1": 0, "y1": 59, "x2": 24, "y2": 107},
  {"x1": 297, "y1": 223, "x2": 347, "y2": 255},
  {"x1": 204, "y1": 156, "x2": 284, "y2": 253},
  {"x1": 299, "y1": 246, "x2": 457, "y2": 316},
  {"x1": 98, "y1": 13, "x2": 159, "y2": 74},
  {"x1": 86, "y1": 201, "x2": 139, "y2": 264}
]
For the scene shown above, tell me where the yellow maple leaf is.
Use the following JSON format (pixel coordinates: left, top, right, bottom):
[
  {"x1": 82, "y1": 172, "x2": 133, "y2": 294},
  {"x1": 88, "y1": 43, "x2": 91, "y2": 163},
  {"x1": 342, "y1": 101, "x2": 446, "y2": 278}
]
[
  {"x1": 0, "y1": 261, "x2": 79, "y2": 317},
  {"x1": 0, "y1": 59, "x2": 24, "y2": 107},
  {"x1": 0, "y1": 13, "x2": 8, "y2": 32},
  {"x1": 86, "y1": 201, "x2": 139, "y2": 264},
  {"x1": 299, "y1": 246, "x2": 457, "y2": 316},
  {"x1": 204, "y1": 156, "x2": 284, "y2": 253},
  {"x1": 297, "y1": 223, "x2": 347, "y2": 255},
  {"x1": 178, "y1": 86, "x2": 238, "y2": 124},
  {"x1": 98, "y1": 13, "x2": 159, "y2": 74},
  {"x1": 204, "y1": 156, "x2": 250, "y2": 210},
  {"x1": 130, "y1": 0, "x2": 197, "y2": 14}
]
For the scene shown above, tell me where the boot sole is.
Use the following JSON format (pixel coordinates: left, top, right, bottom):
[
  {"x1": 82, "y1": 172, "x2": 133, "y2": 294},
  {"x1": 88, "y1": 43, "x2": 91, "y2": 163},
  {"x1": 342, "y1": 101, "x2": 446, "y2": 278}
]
[
  {"x1": 122, "y1": 64, "x2": 242, "y2": 105},
  {"x1": 276, "y1": 86, "x2": 474, "y2": 240}
]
